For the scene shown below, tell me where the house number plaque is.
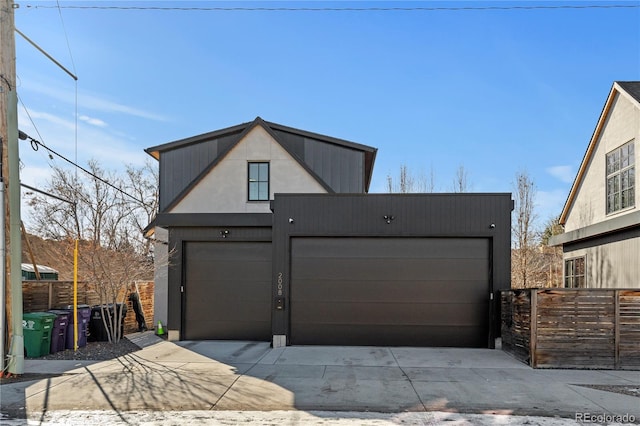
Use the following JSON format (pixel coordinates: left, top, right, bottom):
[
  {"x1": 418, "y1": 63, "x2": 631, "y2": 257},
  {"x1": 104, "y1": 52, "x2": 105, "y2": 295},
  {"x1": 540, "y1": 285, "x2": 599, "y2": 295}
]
[{"x1": 277, "y1": 272, "x2": 284, "y2": 296}]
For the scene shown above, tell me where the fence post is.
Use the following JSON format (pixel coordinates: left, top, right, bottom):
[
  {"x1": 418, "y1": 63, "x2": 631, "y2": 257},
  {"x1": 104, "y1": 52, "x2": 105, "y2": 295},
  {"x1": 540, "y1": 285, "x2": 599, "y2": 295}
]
[
  {"x1": 529, "y1": 289, "x2": 537, "y2": 368},
  {"x1": 48, "y1": 281, "x2": 53, "y2": 310},
  {"x1": 614, "y1": 290, "x2": 620, "y2": 370}
]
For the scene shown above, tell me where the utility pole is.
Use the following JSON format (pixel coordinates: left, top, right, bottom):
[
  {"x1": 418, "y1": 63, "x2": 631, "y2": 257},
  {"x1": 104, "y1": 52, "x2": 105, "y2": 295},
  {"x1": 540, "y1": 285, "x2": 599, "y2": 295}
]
[{"x1": 0, "y1": 0, "x2": 23, "y2": 375}]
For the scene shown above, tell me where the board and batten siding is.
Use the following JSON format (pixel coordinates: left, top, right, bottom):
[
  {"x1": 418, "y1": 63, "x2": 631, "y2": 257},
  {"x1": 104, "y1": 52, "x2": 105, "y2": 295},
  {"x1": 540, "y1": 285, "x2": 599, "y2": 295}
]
[
  {"x1": 271, "y1": 129, "x2": 366, "y2": 193},
  {"x1": 271, "y1": 193, "x2": 513, "y2": 346},
  {"x1": 564, "y1": 92, "x2": 639, "y2": 233},
  {"x1": 563, "y1": 227, "x2": 640, "y2": 289},
  {"x1": 159, "y1": 132, "x2": 240, "y2": 211},
  {"x1": 168, "y1": 126, "x2": 327, "y2": 214}
]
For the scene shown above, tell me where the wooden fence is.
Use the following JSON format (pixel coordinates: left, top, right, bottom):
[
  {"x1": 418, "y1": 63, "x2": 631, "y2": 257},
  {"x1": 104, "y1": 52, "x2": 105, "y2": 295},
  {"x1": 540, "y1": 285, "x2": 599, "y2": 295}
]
[
  {"x1": 22, "y1": 280, "x2": 155, "y2": 335},
  {"x1": 501, "y1": 289, "x2": 640, "y2": 370}
]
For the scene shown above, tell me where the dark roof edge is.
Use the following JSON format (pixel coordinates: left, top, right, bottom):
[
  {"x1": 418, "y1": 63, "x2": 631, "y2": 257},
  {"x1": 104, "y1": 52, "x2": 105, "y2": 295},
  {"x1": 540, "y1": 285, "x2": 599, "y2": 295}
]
[
  {"x1": 256, "y1": 117, "x2": 335, "y2": 194},
  {"x1": 144, "y1": 121, "x2": 250, "y2": 158},
  {"x1": 265, "y1": 120, "x2": 377, "y2": 153},
  {"x1": 160, "y1": 120, "x2": 258, "y2": 212},
  {"x1": 616, "y1": 81, "x2": 640, "y2": 104},
  {"x1": 155, "y1": 212, "x2": 273, "y2": 227}
]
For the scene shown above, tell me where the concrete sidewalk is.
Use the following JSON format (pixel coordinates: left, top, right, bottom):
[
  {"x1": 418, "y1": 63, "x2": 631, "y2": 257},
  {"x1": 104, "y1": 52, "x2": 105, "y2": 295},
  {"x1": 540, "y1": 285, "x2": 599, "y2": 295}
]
[{"x1": 1, "y1": 333, "x2": 638, "y2": 422}]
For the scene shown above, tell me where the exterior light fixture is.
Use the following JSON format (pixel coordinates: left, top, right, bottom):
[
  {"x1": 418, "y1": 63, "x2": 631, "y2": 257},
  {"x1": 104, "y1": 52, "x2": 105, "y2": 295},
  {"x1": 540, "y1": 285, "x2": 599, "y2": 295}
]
[
  {"x1": 220, "y1": 230, "x2": 229, "y2": 238},
  {"x1": 384, "y1": 215, "x2": 395, "y2": 224}
]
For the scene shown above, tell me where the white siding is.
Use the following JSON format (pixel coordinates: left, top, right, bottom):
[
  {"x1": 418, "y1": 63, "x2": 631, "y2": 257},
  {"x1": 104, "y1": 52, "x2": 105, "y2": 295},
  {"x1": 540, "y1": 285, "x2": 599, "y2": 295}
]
[
  {"x1": 564, "y1": 236, "x2": 640, "y2": 289},
  {"x1": 170, "y1": 126, "x2": 327, "y2": 213},
  {"x1": 564, "y1": 92, "x2": 640, "y2": 232}
]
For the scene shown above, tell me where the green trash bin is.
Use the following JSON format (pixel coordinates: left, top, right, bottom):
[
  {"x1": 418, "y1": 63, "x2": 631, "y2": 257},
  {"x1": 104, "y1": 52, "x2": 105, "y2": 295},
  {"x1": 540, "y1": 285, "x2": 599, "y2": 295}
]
[{"x1": 22, "y1": 312, "x2": 57, "y2": 358}]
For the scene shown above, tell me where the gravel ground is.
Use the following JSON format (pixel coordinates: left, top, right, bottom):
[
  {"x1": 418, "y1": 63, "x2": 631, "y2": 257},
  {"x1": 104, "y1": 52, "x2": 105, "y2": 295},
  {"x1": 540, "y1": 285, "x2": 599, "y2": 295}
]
[{"x1": 38, "y1": 338, "x2": 141, "y2": 361}]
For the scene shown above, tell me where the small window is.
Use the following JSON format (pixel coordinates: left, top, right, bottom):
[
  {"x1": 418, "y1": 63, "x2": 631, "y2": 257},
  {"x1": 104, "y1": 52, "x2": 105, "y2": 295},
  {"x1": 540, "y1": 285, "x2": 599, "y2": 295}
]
[
  {"x1": 564, "y1": 257, "x2": 586, "y2": 288},
  {"x1": 248, "y1": 162, "x2": 269, "y2": 201},
  {"x1": 606, "y1": 140, "x2": 635, "y2": 214}
]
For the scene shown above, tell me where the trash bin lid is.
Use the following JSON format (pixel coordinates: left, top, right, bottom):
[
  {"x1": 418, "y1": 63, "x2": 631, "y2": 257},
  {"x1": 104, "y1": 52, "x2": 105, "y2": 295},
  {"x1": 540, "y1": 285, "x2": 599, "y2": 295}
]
[{"x1": 23, "y1": 312, "x2": 57, "y2": 320}]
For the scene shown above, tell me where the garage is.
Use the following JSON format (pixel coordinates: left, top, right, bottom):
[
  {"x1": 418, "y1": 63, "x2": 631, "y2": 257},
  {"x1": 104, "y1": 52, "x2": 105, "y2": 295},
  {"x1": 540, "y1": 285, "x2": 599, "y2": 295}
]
[
  {"x1": 183, "y1": 241, "x2": 272, "y2": 340},
  {"x1": 290, "y1": 237, "x2": 490, "y2": 347}
]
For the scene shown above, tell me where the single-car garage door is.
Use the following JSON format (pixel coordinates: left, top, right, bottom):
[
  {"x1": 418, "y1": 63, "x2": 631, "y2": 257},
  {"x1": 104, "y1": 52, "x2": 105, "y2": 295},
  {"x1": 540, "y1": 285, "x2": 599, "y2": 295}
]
[
  {"x1": 183, "y1": 241, "x2": 272, "y2": 341},
  {"x1": 290, "y1": 237, "x2": 490, "y2": 347}
]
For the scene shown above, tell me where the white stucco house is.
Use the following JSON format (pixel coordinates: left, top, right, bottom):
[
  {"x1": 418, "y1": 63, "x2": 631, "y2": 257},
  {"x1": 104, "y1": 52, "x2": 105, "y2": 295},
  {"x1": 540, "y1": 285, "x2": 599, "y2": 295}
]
[{"x1": 550, "y1": 81, "x2": 639, "y2": 288}]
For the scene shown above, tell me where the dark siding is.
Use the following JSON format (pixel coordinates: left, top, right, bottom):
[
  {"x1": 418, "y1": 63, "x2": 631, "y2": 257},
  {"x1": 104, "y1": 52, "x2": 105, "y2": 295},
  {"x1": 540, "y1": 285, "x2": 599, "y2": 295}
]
[
  {"x1": 272, "y1": 129, "x2": 365, "y2": 193},
  {"x1": 271, "y1": 129, "x2": 305, "y2": 159},
  {"x1": 159, "y1": 133, "x2": 241, "y2": 211},
  {"x1": 272, "y1": 194, "x2": 513, "y2": 346},
  {"x1": 304, "y1": 139, "x2": 364, "y2": 193}
]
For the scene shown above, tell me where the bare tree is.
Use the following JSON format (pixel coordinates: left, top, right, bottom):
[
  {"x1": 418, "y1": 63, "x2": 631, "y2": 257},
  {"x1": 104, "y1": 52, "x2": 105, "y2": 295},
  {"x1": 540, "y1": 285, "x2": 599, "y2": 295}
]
[
  {"x1": 386, "y1": 164, "x2": 434, "y2": 193},
  {"x1": 511, "y1": 170, "x2": 542, "y2": 288},
  {"x1": 452, "y1": 164, "x2": 471, "y2": 193},
  {"x1": 27, "y1": 160, "x2": 158, "y2": 343}
]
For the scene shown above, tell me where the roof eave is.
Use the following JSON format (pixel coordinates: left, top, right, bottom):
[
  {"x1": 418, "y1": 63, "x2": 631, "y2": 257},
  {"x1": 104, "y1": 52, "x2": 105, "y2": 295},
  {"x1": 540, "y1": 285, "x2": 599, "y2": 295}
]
[{"x1": 559, "y1": 82, "x2": 624, "y2": 224}]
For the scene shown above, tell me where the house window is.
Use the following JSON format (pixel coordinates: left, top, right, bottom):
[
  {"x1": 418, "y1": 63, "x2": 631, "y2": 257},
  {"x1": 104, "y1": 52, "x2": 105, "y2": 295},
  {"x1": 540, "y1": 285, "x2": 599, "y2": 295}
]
[
  {"x1": 606, "y1": 140, "x2": 635, "y2": 214},
  {"x1": 248, "y1": 162, "x2": 269, "y2": 201},
  {"x1": 564, "y1": 257, "x2": 586, "y2": 288}
]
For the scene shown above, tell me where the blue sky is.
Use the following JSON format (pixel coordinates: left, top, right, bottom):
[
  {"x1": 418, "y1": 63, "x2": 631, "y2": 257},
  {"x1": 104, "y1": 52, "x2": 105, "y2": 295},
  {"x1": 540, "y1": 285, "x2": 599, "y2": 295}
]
[{"x1": 13, "y1": 1, "x2": 640, "y2": 229}]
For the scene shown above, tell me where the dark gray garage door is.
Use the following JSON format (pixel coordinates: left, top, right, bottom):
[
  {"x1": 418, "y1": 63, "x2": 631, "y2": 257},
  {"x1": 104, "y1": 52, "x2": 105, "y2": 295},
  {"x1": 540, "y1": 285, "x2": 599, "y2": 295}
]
[
  {"x1": 290, "y1": 237, "x2": 490, "y2": 347},
  {"x1": 183, "y1": 241, "x2": 271, "y2": 341}
]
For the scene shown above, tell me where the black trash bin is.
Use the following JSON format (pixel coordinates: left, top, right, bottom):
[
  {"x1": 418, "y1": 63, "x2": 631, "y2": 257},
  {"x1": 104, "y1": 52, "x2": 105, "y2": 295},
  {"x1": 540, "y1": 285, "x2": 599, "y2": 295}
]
[
  {"x1": 62, "y1": 304, "x2": 91, "y2": 349},
  {"x1": 89, "y1": 304, "x2": 127, "y2": 342},
  {"x1": 47, "y1": 310, "x2": 71, "y2": 354}
]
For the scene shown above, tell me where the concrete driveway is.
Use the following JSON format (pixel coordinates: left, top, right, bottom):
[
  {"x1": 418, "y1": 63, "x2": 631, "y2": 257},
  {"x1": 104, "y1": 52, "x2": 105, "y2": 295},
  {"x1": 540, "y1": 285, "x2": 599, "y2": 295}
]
[{"x1": 1, "y1": 333, "x2": 638, "y2": 422}]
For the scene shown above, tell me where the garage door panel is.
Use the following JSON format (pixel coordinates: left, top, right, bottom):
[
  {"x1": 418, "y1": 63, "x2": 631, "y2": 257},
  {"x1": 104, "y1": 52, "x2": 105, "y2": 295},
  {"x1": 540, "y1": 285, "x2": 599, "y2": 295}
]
[
  {"x1": 184, "y1": 242, "x2": 271, "y2": 341},
  {"x1": 188, "y1": 242, "x2": 272, "y2": 261},
  {"x1": 291, "y1": 237, "x2": 490, "y2": 347},
  {"x1": 293, "y1": 324, "x2": 488, "y2": 347},
  {"x1": 185, "y1": 320, "x2": 271, "y2": 341},
  {"x1": 293, "y1": 280, "x2": 489, "y2": 303},
  {"x1": 292, "y1": 258, "x2": 488, "y2": 281},
  {"x1": 292, "y1": 301, "x2": 488, "y2": 326},
  {"x1": 186, "y1": 262, "x2": 271, "y2": 282}
]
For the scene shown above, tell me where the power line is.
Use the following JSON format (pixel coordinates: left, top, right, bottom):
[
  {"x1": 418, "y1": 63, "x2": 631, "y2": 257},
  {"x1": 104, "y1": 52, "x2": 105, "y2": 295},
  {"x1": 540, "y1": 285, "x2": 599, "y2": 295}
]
[
  {"x1": 23, "y1": 3, "x2": 640, "y2": 12},
  {"x1": 20, "y1": 182, "x2": 75, "y2": 205},
  {"x1": 18, "y1": 130, "x2": 151, "y2": 208}
]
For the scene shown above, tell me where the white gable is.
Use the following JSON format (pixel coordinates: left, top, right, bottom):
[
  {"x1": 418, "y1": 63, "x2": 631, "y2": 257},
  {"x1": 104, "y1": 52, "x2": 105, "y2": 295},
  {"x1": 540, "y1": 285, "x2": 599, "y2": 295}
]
[
  {"x1": 170, "y1": 126, "x2": 327, "y2": 213},
  {"x1": 564, "y1": 92, "x2": 640, "y2": 232}
]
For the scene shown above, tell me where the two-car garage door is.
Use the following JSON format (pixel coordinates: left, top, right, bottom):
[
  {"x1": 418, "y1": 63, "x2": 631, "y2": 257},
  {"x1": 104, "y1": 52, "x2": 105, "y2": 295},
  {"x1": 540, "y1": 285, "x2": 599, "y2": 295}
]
[{"x1": 290, "y1": 237, "x2": 490, "y2": 347}]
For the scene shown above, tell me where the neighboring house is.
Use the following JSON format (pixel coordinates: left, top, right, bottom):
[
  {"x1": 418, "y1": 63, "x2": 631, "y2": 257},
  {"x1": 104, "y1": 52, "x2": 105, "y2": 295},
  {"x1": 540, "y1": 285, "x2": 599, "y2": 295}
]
[
  {"x1": 550, "y1": 81, "x2": 639, "y2": 288},
  {"x1": 145, "y1": 117, "x2": 512, "y2": 348}
]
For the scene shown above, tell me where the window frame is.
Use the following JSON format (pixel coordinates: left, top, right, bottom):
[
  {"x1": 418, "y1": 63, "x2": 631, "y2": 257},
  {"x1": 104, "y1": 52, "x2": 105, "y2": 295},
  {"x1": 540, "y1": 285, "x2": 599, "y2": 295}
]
[
  {"x1": 247, "y1": 162, "x2": 270, "y2": 202},
  {"x1": 606, "y1": 140, "x2": 635, "y2": 215},
  {"x1": 564, "y1": 256, "x2": 586, "y2": 288}
]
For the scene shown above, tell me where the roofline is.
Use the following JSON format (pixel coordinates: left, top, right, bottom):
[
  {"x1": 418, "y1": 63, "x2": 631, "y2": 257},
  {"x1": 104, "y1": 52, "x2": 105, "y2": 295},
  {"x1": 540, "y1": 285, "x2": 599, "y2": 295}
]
[
  {"x1": 145, "y1": 117, "x2": 378, "y2": 160},
  {"x1": 159, "y1": 117, "x2": 337, "y2": 213},
  {"x1": 144, "y1": 121, "x2": 250, "y2": 160},
  {"x1": 558, "y1": 82, "x2": 640, "y2": 225},
  {"x1": 265, "y1": 120, "x2": 377, "y2": 153}
]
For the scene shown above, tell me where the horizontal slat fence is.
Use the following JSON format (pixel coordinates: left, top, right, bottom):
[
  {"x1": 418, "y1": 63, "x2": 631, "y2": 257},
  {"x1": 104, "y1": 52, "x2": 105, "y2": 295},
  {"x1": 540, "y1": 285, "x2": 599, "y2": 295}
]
[
  {"x1": 23, "y1": 280, "x2": 154, "y2": 335},
  {"x1": 501, "y1": 289, "x2": 640, "y2": 370}
]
